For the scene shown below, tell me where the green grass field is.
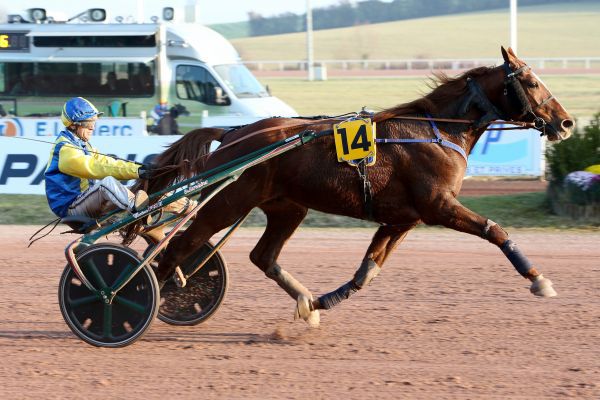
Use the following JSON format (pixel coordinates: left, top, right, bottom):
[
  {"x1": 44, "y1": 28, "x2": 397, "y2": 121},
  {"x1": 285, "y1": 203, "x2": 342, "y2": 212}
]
[
  {"x1": 232, "y1": 2, "x2": 600, "y2": 61},
  {"x1": 1, "y1": 192, "x2": 595, "y2": 229},
  {"x1": 261, "y1": 75, "x2": 600, "y2": 121}
]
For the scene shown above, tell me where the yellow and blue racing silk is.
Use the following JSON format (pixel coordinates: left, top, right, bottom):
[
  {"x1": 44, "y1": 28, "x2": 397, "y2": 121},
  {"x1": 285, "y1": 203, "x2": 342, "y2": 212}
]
[{"x1": 44, "y1": 130, "x2": 141, "y2": 217}]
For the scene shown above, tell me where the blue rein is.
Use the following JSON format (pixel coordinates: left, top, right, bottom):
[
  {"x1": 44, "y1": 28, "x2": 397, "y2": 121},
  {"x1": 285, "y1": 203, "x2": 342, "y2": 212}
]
[{"x1": 375, "y1": 115, "x2": 468, "y2": 162}]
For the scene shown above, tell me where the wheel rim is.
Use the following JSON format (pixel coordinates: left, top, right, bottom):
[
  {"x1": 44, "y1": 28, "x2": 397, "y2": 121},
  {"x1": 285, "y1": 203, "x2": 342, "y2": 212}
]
[{"x1": 59, "y1": 244, "x2": 159, "y2": 347}]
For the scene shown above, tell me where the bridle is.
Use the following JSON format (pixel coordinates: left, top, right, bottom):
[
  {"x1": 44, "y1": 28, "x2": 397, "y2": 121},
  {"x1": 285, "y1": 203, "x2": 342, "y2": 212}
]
[{"x1": 501, "y1": 62, "x2": 558, "y2": 137}]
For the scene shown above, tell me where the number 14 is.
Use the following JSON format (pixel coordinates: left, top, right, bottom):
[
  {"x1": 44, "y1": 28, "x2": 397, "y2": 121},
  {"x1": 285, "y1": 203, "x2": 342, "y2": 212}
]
[{"x1": 336, "y1": 125, "x2": 371, "y2": 155}]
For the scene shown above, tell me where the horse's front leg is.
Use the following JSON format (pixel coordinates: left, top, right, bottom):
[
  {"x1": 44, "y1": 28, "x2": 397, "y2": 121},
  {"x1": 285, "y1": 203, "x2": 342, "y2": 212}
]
[
  {"x1": 250, "y1": 200, "x2": 324, "y2": 326},
  {"x1": 309, "y1": 224, "x2": 415, "y2": 313},
  {"x1": 424, "y1": 195, "x2": 556, "y2": 297}
]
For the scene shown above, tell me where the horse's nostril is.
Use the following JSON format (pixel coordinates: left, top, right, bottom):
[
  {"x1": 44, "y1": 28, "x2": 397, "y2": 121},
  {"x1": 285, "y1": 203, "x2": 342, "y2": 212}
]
[{"x1": 561, "y1": 119, "x2": 574, "y2": 130}]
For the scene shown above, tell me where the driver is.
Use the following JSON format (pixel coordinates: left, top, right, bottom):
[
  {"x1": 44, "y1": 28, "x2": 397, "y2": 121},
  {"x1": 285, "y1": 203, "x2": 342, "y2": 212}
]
[{"x1": 44, "y1": 97, "x2": 152, "y2": 219}]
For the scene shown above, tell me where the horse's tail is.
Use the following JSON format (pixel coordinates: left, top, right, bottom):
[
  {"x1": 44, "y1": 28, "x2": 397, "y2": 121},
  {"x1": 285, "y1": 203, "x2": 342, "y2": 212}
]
[{"x1": 122, "y1": 127, "x2": 225, "y2": 244}]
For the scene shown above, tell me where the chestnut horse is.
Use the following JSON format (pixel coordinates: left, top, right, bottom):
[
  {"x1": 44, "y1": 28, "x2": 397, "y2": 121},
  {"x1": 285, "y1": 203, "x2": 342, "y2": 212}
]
[{"x1": 139, "y1": 47, "x2": 574, "y2": 326}]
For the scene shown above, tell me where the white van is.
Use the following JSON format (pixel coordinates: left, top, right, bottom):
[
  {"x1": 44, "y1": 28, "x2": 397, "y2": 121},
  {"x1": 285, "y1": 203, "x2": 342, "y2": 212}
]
[{"x1": 0, "y1": 21, "x2": 297, "y2": 133}]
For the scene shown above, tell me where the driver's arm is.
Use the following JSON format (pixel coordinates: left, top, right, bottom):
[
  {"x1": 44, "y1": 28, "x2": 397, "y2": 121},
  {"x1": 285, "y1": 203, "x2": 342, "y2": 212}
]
[{"x1": 58, "y1": 144, "x2": 140, "y2": 180}]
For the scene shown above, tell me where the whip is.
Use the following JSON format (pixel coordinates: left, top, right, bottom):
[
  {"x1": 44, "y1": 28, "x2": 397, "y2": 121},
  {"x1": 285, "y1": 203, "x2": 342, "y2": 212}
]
[{"x1": 2, "y1": 135, "x2": 144, "y2": 165}]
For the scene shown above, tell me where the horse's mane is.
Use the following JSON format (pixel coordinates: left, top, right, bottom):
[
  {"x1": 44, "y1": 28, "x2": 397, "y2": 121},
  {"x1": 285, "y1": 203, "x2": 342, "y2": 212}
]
[
  {"x1": 131, "y1": 127, "x2": 225, "y2": 196},
  {"x1": 373, "y1": 66, "x2": 496, "y2": 123}
]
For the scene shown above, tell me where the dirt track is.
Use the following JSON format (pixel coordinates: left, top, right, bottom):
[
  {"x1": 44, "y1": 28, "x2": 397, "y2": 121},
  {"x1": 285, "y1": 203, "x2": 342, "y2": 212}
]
[{"x1": 1, "y1": 226, "x2": 598, "y2": 399}]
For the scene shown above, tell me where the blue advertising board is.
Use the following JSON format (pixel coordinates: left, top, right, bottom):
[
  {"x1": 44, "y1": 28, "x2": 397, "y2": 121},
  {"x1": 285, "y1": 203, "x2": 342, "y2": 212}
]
[
  {"x1": 0, "y1": 117, "x2": 147, "y2": 137},
  {"x1": 466, "y1": 125, "x2": 543, "y2": 176}
]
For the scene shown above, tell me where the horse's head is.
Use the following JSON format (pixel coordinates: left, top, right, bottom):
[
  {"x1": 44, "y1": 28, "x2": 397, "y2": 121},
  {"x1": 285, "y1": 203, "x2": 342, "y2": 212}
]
[{"x1": 497, "y1": 46, "x2": 574, "y2": 141}]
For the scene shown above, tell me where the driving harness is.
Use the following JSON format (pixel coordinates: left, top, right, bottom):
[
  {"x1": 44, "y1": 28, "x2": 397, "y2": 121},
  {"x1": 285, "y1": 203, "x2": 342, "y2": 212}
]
[{"x1": 356, "y1": 60, "x2": 556, "y2": 221}]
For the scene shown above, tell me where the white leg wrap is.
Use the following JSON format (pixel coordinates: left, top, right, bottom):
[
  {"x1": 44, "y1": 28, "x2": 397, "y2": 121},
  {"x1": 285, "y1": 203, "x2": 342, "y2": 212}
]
[
  {"x1": 354, "y1": 258, "x2": 381, "y2": 289},
  {"x1": 265, "y1": 264, "x2": 312, "y2": 300}
]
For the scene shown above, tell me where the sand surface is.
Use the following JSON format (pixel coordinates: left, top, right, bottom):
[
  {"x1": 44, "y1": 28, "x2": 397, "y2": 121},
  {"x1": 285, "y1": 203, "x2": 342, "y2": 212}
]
[{"x1": 0, "y1": 225, "x2": 598, "y2": 399}]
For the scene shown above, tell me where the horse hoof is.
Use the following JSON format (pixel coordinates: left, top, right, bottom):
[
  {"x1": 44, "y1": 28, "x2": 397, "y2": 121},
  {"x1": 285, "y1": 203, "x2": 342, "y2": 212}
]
[
  {"x1": 295, "y1": 294, "x2": 312, "y2": 321},
  {"x1": 306, "y1": 309, "x2": 320, "y2": 328},
  {"x1": 530, "y1": 275, "x2": 557, "y2": 297},
  {"x1": 294, "y1": 294, "x2": 319, "y2": 327}
]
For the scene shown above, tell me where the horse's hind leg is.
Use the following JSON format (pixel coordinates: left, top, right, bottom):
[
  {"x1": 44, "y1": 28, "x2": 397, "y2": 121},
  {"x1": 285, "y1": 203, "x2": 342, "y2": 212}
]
[
  {"x1": 249, "y1": 199, "x2": 320, "y2": 326},
  {"x1": 312, "y1": 224, "x2": 415, "y2": 311},
  {"x1": 425, "y1": 196, "x2": 556, "y2": 297}
]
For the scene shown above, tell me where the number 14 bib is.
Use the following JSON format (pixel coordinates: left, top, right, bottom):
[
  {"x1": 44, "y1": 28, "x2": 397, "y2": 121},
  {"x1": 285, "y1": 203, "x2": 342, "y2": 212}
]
[{"x1": 333, "y1": 118, "x2": 376, "y2": 166}]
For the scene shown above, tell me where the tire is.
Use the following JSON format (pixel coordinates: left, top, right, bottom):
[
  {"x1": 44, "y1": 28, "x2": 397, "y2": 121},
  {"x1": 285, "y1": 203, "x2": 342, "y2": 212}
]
[{"x1": 58, "y1": 244, "x2": 160, "y2": 347}]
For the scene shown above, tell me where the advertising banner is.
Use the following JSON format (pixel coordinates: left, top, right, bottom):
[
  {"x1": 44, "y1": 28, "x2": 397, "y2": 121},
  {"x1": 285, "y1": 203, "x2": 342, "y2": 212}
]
[
  {"x1": 0, "y1": 135, "x2": 178, "y2": 194},
  {"x1": 466, "y1": 126, "x2": 543, "y2": 177},
  {"x1": 0, "y1": 117, "x2": 147, "y2": 137}
]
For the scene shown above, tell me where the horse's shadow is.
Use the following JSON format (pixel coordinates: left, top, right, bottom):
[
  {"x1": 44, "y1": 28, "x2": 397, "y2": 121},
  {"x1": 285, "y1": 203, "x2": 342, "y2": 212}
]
[
  {"x1": 0, "y1": 329, "x2": 73, "y2": 341},
  {"x1": 145, "y1": 330, "x2": 296, "y2": 346},
  {"x1": 0, "y1": 328, "x2": 302, "y2": 346}
]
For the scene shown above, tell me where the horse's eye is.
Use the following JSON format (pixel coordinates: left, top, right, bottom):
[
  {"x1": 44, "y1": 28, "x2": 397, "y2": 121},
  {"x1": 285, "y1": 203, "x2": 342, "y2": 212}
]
[{"x1": 528, "y1": 81, "x2": 539, "y2": 89}]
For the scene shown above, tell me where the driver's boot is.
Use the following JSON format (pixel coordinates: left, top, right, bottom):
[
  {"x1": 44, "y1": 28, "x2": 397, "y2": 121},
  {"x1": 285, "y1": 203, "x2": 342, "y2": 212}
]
[{"x1": 129, "y1": 190, "x2": 149, "y2": 214}]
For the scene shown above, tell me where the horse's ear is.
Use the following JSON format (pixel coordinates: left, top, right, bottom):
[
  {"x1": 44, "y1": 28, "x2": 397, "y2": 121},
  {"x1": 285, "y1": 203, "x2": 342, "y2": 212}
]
[
  {"x1": 507, "y1": 47, "x2": 517, "y2": 57},
  {"x1": 501, "y1": 46, "x2": 510, "y2": 63}
]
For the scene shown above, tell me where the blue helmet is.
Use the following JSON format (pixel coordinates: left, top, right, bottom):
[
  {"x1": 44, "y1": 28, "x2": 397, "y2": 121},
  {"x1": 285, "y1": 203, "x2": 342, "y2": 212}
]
[{"x1": 61, "y1": 97, "x2": 103, "y2": 127}]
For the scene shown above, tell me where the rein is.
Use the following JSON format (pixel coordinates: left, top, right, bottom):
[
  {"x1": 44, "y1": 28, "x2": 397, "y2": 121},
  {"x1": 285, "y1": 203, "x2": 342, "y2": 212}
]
[
  {"x1": 203, "y1": 111, "x2": 535, "y2": 162},
  {"x1": 388, "y1": 115, "x2": 535, "y2": 130},
  {"x1": 151, "y1": 107, "x2": 538, "y2": 180},
  {"x1": 147, "y1": 118, "x2": 346, "y2": 181}
]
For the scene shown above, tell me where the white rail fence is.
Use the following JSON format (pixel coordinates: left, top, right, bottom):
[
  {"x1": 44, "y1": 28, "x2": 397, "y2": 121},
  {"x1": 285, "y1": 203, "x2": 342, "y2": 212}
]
[{"x1": 244, "y1": 57, "x2": 600, "y2": 72}]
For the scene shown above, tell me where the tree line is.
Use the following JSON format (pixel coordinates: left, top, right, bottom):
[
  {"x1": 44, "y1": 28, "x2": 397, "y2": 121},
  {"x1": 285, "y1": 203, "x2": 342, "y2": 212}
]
[{"x1": 248, "y1": 0, "x2": 585, "y2": 37}]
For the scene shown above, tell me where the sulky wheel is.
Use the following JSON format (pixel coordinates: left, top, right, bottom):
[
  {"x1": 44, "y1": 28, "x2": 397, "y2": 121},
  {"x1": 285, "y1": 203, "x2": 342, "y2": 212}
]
[
  {"x1": 144, "y1": 239, "x2": 228, "y2": 326},
  {"x1": 58, "y1": 244, "x2": 160, "y2": 347}
]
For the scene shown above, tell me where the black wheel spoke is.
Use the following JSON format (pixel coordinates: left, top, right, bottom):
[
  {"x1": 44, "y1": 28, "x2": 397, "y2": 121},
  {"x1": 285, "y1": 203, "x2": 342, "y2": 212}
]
[
  {"x1": 69, "y1": 294, "x2": 100, "y2": 308},
  {"x1": 86, "y1": 259, "x2": 108, "y2": 289},
  {"x1": 103, "y1": 303, "x2": 112, "y2": 339},
  {"x1": 113, "y1": 295, "x2": 146, "y2": 314},
  {"x1": 111, "y1": 262, "x2": 136, "y2": 290}
]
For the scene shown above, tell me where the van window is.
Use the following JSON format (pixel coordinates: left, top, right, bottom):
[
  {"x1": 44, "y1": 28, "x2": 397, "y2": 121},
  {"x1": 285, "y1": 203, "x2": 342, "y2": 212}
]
[
  {"x1": 0, "y1": 63, "x2": 5, "y2": 93},
  {"x1": 34, "y1": 35, "x2": 155, "y2": 48},
  {"x1": 213, "y1": 64, "x2": 269, "y2": 99},
  {"x1": 176, "y1": 65, "x2": 229, "y2": 106},
  {"x1": 0, "y1": 61, "x2": 155, "y2": 97}
]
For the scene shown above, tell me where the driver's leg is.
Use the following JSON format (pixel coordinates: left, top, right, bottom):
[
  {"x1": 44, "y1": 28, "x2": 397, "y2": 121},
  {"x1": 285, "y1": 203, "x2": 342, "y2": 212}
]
[{"x1": 67, "y1": 176, "x2": 147, "y2": 218}]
